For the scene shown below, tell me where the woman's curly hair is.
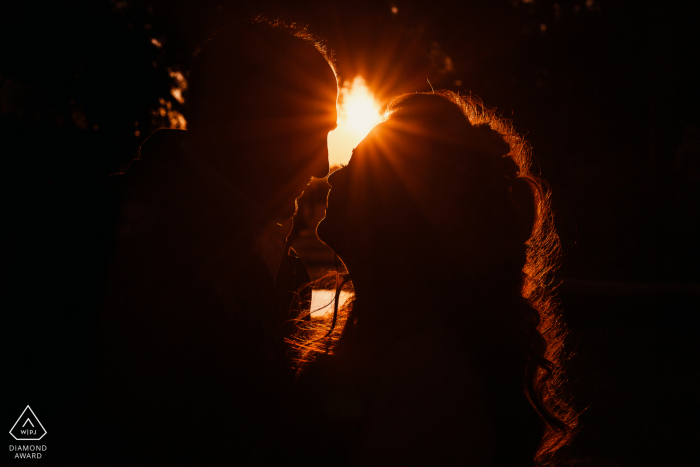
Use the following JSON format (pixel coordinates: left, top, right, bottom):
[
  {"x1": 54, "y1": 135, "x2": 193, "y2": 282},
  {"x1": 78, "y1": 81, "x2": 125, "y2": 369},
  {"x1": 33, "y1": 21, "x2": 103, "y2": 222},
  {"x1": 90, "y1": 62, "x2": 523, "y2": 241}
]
[{"x1": 449, "y1": 90, "x2": 578, "y2": 463}]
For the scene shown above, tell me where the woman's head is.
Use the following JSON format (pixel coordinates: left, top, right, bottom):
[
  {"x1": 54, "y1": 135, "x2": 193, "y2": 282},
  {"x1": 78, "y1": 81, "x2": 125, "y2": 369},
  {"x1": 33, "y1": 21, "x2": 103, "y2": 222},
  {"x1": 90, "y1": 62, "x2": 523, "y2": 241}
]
[
  {"x1": 319, "y1": 92, "x2": 536, "y2": 287},
  {"x1": 315, "y1": 91, "x2": 577, "y2": 463}
]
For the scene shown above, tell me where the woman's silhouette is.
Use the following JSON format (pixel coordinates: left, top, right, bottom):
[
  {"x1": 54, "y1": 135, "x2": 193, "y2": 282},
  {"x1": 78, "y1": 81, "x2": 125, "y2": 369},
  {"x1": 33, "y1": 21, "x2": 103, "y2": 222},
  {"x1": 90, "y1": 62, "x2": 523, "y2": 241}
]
[{"x1": 293, "y1": 91, "x2": 577, "y2": 466}]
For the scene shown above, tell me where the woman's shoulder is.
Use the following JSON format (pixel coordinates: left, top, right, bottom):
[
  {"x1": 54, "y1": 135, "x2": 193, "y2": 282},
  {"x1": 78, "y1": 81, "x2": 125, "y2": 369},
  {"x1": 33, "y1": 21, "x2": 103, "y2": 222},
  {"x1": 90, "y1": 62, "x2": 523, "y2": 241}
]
[
  {"x1": 292, "y1": 352, "x2": 374, "y2": 466},
  {"x1": 348, "y1": 322, "x2": 497, "y2": 466}
]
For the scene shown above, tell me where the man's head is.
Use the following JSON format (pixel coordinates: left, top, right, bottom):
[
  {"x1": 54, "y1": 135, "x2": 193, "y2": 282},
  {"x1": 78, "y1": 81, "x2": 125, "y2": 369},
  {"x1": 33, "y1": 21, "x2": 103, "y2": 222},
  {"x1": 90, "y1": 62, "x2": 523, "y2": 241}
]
[{"x1": 187, "y1": 18, "x2": 338, "y2": 221}]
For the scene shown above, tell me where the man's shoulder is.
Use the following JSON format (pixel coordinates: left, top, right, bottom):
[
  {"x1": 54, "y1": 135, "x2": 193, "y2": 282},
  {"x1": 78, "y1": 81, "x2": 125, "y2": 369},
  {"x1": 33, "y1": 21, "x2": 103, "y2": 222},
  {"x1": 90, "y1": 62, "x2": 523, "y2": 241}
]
[
  {"x1": 140, "y1": 128, "x2": 188, "y2": 160},
  {"x1": 106, "y1": 130, "x2": 228, "y2": 239},
  {"x1": 103, "y1": 129, "x2": 189, "y2": 194}
]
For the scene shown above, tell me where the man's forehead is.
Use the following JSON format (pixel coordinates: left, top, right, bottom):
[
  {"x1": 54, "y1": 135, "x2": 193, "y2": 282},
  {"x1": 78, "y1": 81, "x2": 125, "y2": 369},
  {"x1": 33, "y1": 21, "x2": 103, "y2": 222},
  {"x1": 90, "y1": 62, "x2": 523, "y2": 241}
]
[
  {"x1": 274, "y1": 55, "x2": 337, "y2": 119},
  {"x1": 287, "y1": 43, "x2": 338, "y2": 96}
]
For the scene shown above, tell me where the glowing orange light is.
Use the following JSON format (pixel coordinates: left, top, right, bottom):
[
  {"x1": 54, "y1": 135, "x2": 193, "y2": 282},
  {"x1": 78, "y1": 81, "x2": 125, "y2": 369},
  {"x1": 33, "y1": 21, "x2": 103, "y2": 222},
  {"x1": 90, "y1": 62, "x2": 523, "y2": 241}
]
[
  {"x1": 328, "y1": 76, "x2": 382, "y2": 167},
  {"x1": 169, "y1": 70, "x2": 187, "y2": 104},
  {"x1": 310, "y1": 289, "x2": 352, "y2": 319},
  {"x1": 155, "y1": 97, "x2": 187, "y2": 130}
]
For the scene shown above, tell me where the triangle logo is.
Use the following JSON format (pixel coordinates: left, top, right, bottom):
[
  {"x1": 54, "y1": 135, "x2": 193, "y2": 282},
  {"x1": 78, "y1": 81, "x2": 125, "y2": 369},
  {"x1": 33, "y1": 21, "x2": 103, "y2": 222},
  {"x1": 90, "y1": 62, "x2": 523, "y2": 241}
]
[{"x1": 9, "y1": 406, "x2": 47, "y2": 441}]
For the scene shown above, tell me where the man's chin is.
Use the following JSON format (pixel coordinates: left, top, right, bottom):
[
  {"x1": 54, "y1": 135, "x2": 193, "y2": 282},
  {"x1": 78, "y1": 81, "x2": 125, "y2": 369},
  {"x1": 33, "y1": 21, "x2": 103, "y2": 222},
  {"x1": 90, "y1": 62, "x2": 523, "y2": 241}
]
[
  {"x1": 275, "y1": 205, "x2": 297, "y2": 225},
  {"x1": 266, "y1": 194, "x2": 299, "y2": 224}
]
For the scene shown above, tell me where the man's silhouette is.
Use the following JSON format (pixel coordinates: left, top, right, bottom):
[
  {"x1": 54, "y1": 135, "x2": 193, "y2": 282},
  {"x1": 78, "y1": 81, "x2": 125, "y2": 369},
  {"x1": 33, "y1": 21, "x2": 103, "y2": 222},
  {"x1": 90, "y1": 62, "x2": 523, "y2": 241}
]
[{"x1": 97, "y1": 19, "x2": 337, "y2": 464}]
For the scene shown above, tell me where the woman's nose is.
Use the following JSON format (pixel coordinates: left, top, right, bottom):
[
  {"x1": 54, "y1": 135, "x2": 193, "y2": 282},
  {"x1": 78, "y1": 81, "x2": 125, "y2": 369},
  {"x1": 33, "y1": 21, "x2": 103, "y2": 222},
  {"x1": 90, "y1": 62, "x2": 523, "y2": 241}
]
[{"x1": 327, "y1": 165, "x2": 346, "y2": 188}]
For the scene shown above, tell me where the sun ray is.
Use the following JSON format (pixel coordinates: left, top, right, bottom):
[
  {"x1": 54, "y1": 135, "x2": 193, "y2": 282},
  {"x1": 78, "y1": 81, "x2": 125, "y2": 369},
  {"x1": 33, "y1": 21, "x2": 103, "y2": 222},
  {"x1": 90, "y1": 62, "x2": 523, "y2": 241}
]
[{"x1": 328, "y1": 76, "x2": 382, "y2": 168}]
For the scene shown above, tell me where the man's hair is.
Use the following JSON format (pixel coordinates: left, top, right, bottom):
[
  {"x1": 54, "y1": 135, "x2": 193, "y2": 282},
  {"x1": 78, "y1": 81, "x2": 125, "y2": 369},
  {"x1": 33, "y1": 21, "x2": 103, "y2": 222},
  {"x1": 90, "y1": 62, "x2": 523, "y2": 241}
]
[{"x1": 187, "y1": 17, "x2": 336, "y2": 132}]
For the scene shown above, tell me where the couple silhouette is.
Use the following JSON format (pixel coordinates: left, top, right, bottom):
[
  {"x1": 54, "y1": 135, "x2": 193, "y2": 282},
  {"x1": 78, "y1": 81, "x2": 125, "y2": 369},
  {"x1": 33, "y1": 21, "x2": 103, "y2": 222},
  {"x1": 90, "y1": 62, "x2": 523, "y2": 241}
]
[{"x1": 98, "y1": 17, "x2": 576, "y2": 466}]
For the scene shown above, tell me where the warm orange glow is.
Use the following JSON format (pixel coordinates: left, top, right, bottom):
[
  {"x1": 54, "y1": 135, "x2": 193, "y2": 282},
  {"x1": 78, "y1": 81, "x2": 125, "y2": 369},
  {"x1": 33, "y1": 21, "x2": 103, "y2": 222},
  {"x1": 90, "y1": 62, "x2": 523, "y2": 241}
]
[
  {"x1": 310, "y1": 289, "x2": 352, "y2": 319},
  {"x1": 169, "y1": 70, "x2": 187, "y2": 104},
  {"x1": 328, "y1": 76, "x2": 382, "y2": 167},
  {"x1": 156, "y1": 97, "x2": 187, "y2": 130}
]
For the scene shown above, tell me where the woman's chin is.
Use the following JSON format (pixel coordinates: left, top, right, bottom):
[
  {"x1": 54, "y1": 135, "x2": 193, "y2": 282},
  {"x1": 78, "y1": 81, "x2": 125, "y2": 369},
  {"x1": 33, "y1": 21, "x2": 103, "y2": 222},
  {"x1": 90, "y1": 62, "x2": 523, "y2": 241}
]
[
  {"x1": 315, "y1": 215, "x2": 331, "y2": 245},
  {"x1": 316, "y1": 215, "x2": 341, "y2": 252}
]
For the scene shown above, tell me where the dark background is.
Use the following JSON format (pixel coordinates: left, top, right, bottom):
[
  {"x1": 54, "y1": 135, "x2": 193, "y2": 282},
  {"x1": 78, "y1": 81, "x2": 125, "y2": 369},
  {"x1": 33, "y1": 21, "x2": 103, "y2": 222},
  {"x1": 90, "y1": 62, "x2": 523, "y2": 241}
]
[{"x1": 2, "y1": 0, "x2": 698, "y2": 465}]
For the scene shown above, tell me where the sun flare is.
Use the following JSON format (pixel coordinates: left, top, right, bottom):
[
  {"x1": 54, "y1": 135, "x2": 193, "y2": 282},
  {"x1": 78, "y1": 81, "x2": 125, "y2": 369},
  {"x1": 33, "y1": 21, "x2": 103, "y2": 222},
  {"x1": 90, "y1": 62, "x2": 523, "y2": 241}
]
[{"x1": 328, "y1": 76, "x2": 382, "y2": 168}]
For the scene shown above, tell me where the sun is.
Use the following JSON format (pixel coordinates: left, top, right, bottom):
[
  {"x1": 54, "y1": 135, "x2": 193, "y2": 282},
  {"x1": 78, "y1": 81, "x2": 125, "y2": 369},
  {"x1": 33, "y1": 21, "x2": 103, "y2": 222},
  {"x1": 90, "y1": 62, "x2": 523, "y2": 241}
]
[{"x1": 328, "y1": 76, "x2": 382, "y2": 168}]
